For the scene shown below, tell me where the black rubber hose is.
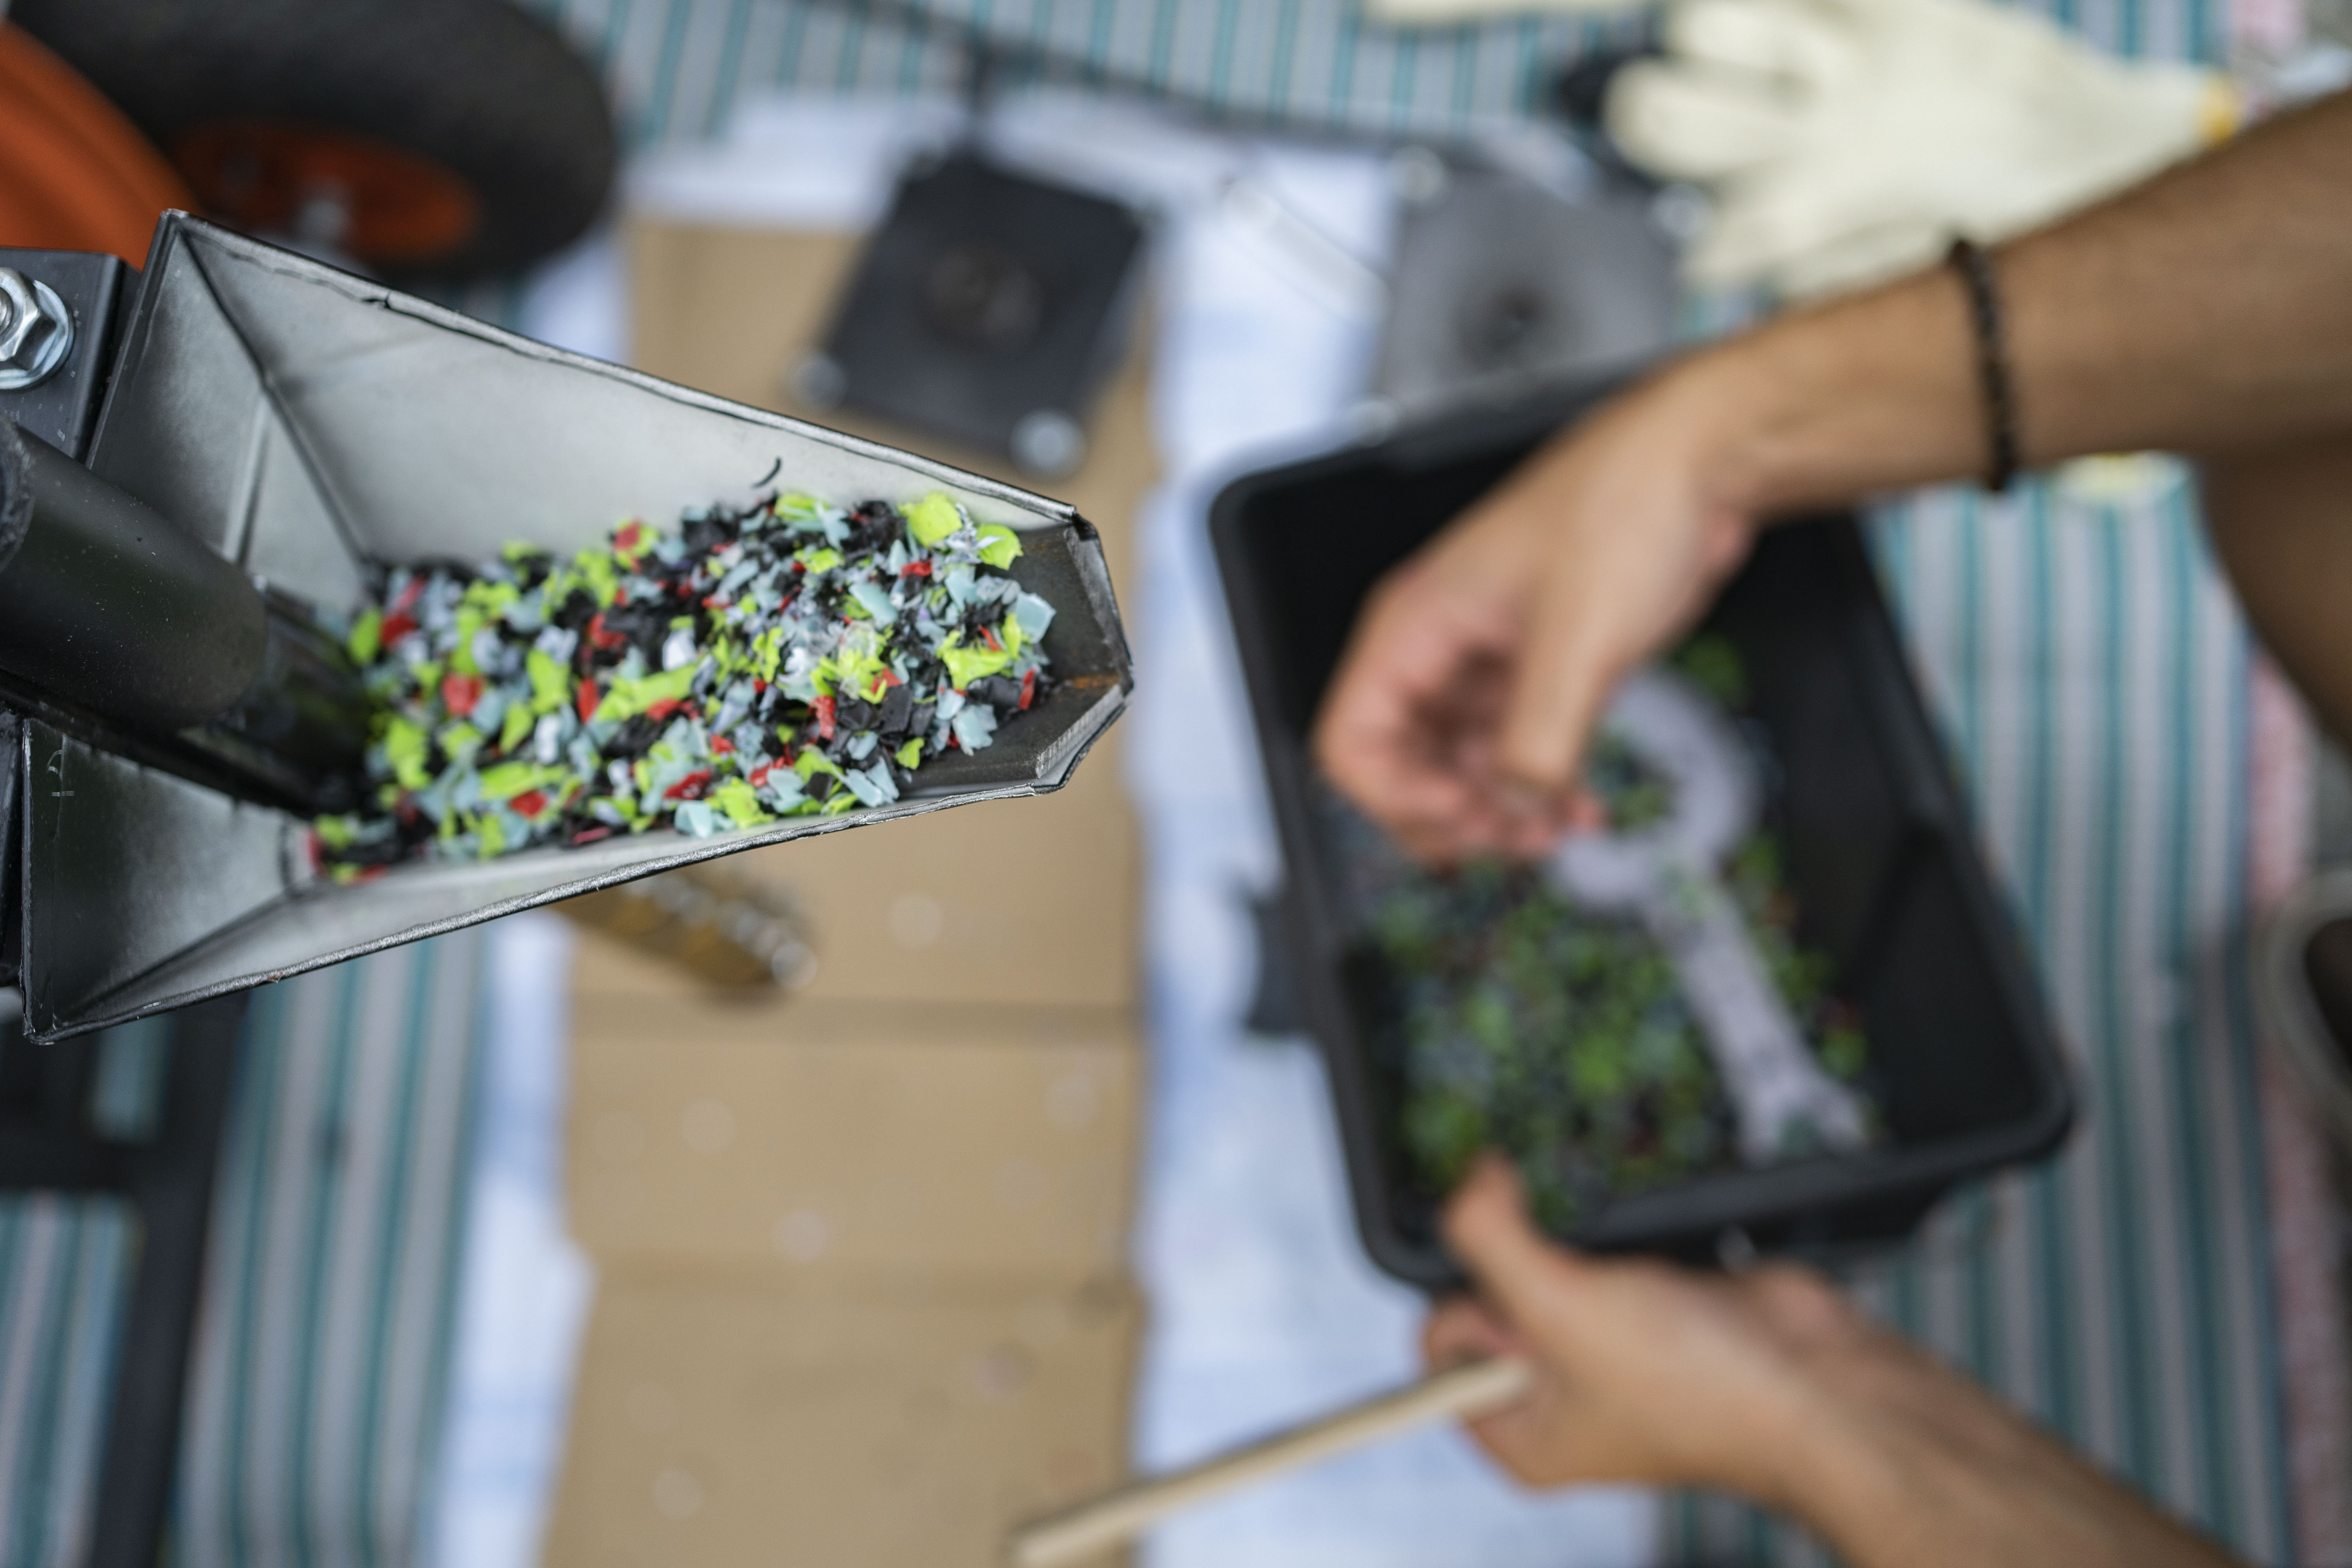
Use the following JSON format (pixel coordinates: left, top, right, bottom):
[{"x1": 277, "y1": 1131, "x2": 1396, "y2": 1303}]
[
  {"x1": 0, "y1": 418, "x2": 369, "y2": 811},
  {"x1": 0, "y1": 417, "x2": 265, "y2": 733}
]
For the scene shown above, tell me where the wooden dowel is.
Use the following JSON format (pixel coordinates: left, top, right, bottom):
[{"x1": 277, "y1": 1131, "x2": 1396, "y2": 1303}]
[{"x1": 1005, "y1": 1356, "x2": 1535, "y2": 1568}]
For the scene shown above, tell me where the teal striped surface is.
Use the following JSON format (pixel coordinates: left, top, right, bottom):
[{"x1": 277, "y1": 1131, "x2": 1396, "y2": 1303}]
[
  {"x1": 0, "y1": 1019, "x2": 165, "y2": 1568},
  {"x1": 1674, "y1": 477, "x2": 2296, "y2": 1565},
  {"x1": 0, "y1": 938, "x2": 484, "y2": 1568},
  {"x1": 524, "y1": 2, "x2": 2318, "y2": 1563},
  {"x1": 174, "y1": 935, "x2": 485, "y2": 1568},
  {"x1": 513, "y1": 0, "x2": 1628, "y2": 146},
  {"x1": 0, "y1": 3, "x2": 2314, "y2": 1565}
]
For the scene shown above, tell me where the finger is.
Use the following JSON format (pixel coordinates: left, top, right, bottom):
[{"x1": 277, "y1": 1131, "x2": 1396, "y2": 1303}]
[
  {"x1": 1441, "y1": 1155, "x2": 1593, "y2": 1339},
  {"x1": 1423, "y1": 1294, "x2": 1520, "y2": 1372},
  {"x1": 1495, "y1": 597, "x2": 1625, "y2": 800}
]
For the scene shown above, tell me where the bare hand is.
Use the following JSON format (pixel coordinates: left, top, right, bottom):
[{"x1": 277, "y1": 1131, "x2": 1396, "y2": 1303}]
[
  {"x1": 1313, "y1": 371, "x2": 1759, "y2": 862},
  {"x1": 1423, "y1": 1157, "x2": 1869, "y2": 1508}
]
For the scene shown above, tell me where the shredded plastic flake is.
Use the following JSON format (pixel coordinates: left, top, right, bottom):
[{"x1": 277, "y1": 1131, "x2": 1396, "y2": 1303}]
[
  {"x1": 313, "y1": 490, "x2": 1058, "y2": 880},
  {"x1": 1323, "y1": 636, "x2": 1877, "y2": 1232}
]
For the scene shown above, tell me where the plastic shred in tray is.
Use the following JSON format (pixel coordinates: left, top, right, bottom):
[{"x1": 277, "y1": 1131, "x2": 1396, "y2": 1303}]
[{"x1": 1210, "y1": 380, "x2": 2073, "y2": 1284}]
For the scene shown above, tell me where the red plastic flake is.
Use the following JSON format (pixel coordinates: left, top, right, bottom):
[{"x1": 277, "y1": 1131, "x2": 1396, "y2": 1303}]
[
  {"x1": 981, "y1": 625, "x2": 1003, "y2": 652},
  {"x1": 703, "y1": 597, "x2": 726, "y2": 610},
  {"x1": 664, "y1": 768, "x2": 713, "y2": 802},
  {"x1": 753, "y1": 678, "x2": 768, "y2": 693},
  {"x1": 1020, "y1": 668, "x2": 1036, "y2": 711},
  {"x1": 814, "y1": 693, "x2": 837, "y2": 740},
  {"x1": 381, "y1": 612, "x2": 419, "y2": 647},
  {"x1": 390, "y1": 576, "x2": 424, "y2": 614},
  {"x1": 586, "y1": 612, "x2": 627, "y2": 652},
  {"x1": 710, "y1": 735, "x2": 735, "y2": 756},
  {"x1": 646, "y1": 697, "x2": 684, "y2": 722},
  {"x1": 612, "y1": 520, "x2": 646, "y2": 555},
  {"x1": 748, "y1": 760, "x2": 775, "y2": 788},
  {"x1": 576, "y1": 679, "x2": 600, "y2": 722},
  {"x1": 571, "y1": 826, "x2": 615, "y2": 846},
  {"x1": 441, "y1": 673, "x2": 483, "y2": 717},
  {"x1": 899, "y1": 559, "x2": 933, "y2": 578},
  {"x1": 511, "y1": 790, "x2": 548, "y2": 818}
]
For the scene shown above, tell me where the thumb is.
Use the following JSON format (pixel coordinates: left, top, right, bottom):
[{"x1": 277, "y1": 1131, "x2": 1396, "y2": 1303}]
[
  {"x1": 1442, "y1": 1156, "x2": 1591, "y2": 1342},
  {"x1": 1496, "y1": 570, "x2": 1623, "y2": 798}
]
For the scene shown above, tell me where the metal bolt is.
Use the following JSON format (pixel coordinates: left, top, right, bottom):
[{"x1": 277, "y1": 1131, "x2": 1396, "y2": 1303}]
[{"x1": 0, "y1": 269, "x2": 74, "y2": 393}]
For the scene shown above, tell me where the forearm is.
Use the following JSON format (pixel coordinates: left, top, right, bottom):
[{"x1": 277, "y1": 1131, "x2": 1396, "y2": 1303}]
[
  {"x1": 1657, "y1": 89, "x2": 2352, "y2": 516},
  {"x1": 1783, "y1": 1339, "x2": 2238, "y2": 1568}
]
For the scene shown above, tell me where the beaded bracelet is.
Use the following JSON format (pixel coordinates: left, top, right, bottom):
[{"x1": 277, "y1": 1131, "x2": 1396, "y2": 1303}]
[{"x1": 1947, "y1": 238, "x2": 2018, "y2": 493}]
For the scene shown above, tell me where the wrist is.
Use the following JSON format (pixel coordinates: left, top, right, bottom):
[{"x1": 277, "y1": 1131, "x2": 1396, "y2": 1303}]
[{"x1": 1644, "y1": 269, "x2": 1989, "y2": 522}]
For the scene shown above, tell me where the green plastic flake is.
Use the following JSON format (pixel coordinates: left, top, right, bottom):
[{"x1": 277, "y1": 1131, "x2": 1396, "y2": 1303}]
[
  {"x1": 938, "y1": 632, "x2": 1014, "y2": 690},
  {"x1": 712, "y1": 779, "x2": 771, "y2": 829},
  {"x1": 578, "y1": 549, "x2": 619, "y2": 606},
  {"x1": 1329, "y1": 639, "x2": 1876, "y2": 1236},
  {"x1": 450, "y1": 608, "x2": 485, "y2": 674},
  {"x1": 318, "y1": 487, "x2": 1063, "y2": 873},
  {"x1": 593, "y1": 666, "x2": 696, "y2": 724},
  {"x1": 975, "y1": 524, "x2": 1022, "y2": 569},
  {"x1": 383, "y1": 717, "x2": 431, "y2": 791},
  {"x1": 348, "y1": 607, "x2": 384, "y2": 664},
  {"x1": 906, "y1": 491, "x2": 962, "y2": 546},
  {"x1": 527, "y1": 650, "x2": 569, "y2": 714}
]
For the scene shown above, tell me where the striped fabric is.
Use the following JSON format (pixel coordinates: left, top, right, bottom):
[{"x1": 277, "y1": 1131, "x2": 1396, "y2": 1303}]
[
  {"x1": 1674, "y1": 477, "x2": 2305, "y2": 1564},
  {"x1": 173, "y1": 936, "x2": 485, "y2": 1568},
  {"x1": 527, "y1": 3, "x2": 2338, "y2": 1565},
  {"x1": 0, "y1": 938, "x2": 485, "y2": 1568},
  {"x1": 0, "y1": 4, "x2": 2325, "y2": 1566},
  {"x1": 508, "y1": 0, "x2": 1627, "y2": 149},
  {"x1": 0, "y1": 1020, "x2": 167, "y2": 1568}
]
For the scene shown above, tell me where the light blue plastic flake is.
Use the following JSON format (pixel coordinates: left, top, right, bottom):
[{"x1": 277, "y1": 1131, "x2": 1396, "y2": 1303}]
[
  {"x1": 676, "y1": 800, "x2": 718, "y2": 837},
  {"x1": 951, "y1": 704, "x2": 998, "y2": 753},
  {"x1": 846, "y1": 730, "x2": 878, "y2": 762},
  {"x1": 1013, "y1": 591, "x2": 1056, "y2": 640},
  {"x1": 845, "y1": 762, "x2": 899, "y2": 808},
  {"x1": 849, "y1": 580, "x2": 896, "y2": 622}
]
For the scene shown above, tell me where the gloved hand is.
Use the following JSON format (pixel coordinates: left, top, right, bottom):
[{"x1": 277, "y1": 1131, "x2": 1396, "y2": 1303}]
[{"x1": 1605, "y1": 0, "x2": 2236, "y2": 298}]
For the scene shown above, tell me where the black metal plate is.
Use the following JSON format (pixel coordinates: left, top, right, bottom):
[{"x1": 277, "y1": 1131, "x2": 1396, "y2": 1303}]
[{"x1": 817, "y1": 153, "x2": 1146, "y2": 472}]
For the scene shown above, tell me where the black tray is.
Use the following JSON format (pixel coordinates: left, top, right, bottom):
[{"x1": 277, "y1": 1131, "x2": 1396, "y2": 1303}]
[{"x1": 1210, "y1": 380, "x2": 2074, "y2": 1284}]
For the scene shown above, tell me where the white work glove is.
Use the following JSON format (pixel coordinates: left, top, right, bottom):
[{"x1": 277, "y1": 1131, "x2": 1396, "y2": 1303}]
[{"x1": 1606, "y1": 0, "x2": 2237, "y2": 298}]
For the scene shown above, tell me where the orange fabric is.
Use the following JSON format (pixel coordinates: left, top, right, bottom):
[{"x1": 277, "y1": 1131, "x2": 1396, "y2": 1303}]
[{"x1": 0, "y1": 23, "x2": 192, "y2": 265}]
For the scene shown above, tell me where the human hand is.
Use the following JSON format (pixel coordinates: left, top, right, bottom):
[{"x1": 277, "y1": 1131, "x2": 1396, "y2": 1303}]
[
  {"x1": 1313, "y1": 369, "x2": 1760, "y2": 863},
  {"x1": 1423, "y1": 1157, "x2": 1873, "y2": 1506}
]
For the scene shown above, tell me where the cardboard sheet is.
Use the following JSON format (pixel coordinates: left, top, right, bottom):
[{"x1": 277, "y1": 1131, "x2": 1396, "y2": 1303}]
[
  {"x1": 544, "y1": 1272, "x2": 1138, "y2": 1568},
  {"x1": 622, "y1": 221, "x2": 1150, "y2": 1010},
  {"x1": 568, "y1": 992, "x2": 1140, "y2": 1282}
]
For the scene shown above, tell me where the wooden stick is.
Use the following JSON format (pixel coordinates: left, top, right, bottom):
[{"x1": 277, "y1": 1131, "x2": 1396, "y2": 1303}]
[{"x1": 1005, "y1": 1356, "x2": 1535, "y2": 1567}]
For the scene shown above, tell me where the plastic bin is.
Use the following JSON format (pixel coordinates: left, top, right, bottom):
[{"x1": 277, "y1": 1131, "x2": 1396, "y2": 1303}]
[{"x1": 1210, "y1": 380, "x2": 2074, "y2": 1284}]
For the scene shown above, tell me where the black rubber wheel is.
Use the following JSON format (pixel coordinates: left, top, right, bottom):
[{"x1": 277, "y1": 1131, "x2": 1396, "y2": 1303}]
[{"x1": 12, "y1": 0, "x2": 616, "y2": 282}]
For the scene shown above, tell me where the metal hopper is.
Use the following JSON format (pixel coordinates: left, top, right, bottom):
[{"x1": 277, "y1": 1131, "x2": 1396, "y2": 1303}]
[{"x1": 1, "y1": 214, "x2": 1131, "y2": 1041}]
